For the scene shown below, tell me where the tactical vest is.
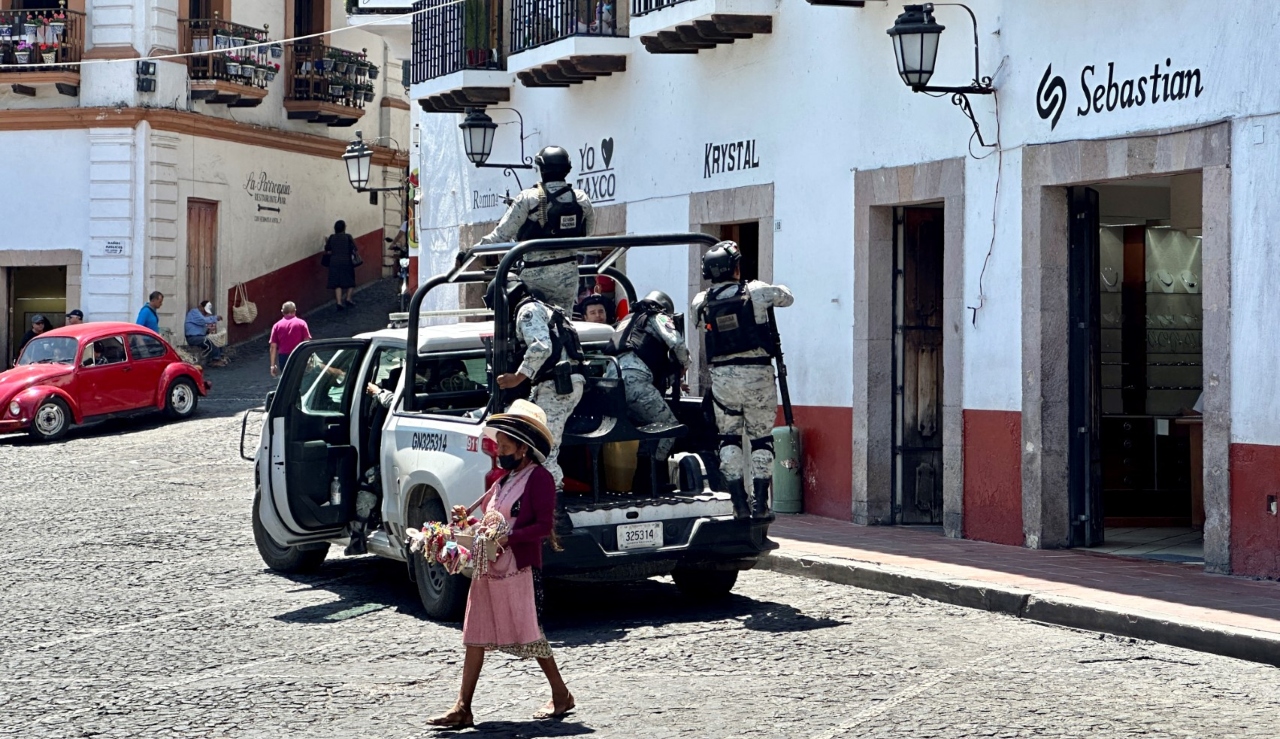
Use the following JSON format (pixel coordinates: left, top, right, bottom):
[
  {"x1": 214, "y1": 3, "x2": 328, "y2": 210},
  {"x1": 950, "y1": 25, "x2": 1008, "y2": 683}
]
[
  {"x1": 515, "y1": 184, "x2": 586, "y2": 241},
  {"x1": 701, "y1": 283, "x2": 778, "y2": 365},
  {"x1": 515, "y1": 297, "x2": 584, "y2": 384},
  {"x1": 610, "y1": 306, "x2": 679, "y2": 391}
]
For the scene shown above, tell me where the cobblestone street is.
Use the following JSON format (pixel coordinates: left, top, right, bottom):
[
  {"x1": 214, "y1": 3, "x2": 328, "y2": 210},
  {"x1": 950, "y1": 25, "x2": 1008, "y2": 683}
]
[{"x1": 2, "y1": 286, "x2": 1279, "y2": 738}]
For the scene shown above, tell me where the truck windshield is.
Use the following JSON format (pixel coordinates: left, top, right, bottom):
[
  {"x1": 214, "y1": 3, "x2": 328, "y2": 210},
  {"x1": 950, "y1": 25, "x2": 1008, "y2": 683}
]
[{"x1": 17, "y1": 337, "x2": 78, "y2": 366}]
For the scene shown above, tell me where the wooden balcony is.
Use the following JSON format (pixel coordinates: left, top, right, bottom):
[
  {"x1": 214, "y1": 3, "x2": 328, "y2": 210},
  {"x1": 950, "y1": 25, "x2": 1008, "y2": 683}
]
[
  {"x1": 508, "y1": 0, "x2": 629, "y2": 89},
  {"x1": 630, "y1": 0, "x2": 773, "y2": 55},
  {"x1": 180, "y1": 18, "x2": 279, "y2": 108},
  {"x1": 409, "y1": 0, "x2": 511, "y2": 113},
  {"x1": 285, "y1": 43, "x2": 377, "y2": 127},
  {"x1": 0, "y1": 8, "x2": 85, "y2": 97}
]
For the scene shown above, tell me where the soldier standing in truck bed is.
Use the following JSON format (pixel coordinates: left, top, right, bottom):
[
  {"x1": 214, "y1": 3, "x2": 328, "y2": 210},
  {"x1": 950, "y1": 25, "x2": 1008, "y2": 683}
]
[{"x1": 477, "y1": 147, "x2": 595, "y2": 312}]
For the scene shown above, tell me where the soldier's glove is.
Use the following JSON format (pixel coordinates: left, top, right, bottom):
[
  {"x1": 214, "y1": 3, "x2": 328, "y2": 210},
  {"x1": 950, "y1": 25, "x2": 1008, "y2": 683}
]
[{"x1": 455, "y1": 248, "x2": 474, "y2": 269}]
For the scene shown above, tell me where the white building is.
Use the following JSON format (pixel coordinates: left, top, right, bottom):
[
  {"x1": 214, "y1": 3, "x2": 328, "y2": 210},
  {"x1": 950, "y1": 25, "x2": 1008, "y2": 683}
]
[
  {"x1": 0, "y1": 0, "x2": 411, "y2": 356},
  {"x1": 402, "y1": 0, "x2": 1280, "y2": 579}
]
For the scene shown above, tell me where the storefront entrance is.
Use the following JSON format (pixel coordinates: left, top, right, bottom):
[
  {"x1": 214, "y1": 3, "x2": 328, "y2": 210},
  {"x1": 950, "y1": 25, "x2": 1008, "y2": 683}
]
[
  {"x1": 1068, "y1": 175, "x2": 1205, "y2": 563},
  {"x1": 6, "y1": 265, "x2": 67, "y2": 361}
]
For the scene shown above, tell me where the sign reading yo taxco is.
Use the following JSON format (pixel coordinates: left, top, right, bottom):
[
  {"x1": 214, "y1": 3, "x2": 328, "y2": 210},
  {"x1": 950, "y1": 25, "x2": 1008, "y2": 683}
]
[{"x1": 244, "y1": 171, "x2": 292, "y2": 224}]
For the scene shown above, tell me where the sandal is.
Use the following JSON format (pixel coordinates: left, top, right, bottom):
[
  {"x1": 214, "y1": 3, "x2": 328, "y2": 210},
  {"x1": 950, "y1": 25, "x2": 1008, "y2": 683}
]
[
  {"x1": 533, "y1": 696, "x2": 575, "y2": 720},
  {"x1": 427, "y1": 707, "x2": 474, "y2": 729}
]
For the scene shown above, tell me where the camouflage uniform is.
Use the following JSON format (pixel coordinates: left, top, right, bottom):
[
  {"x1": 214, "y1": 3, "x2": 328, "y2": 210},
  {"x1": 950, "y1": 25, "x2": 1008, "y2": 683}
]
[
  {"x1": 479, "y1": 181, "x2": 595, "y2": 312},
  {"x1": 513, "y1": 298, "x2": 585, "y2": 488},
  {"x1": 617, "y1": 312, "x2": 690, "y2": 461},
  {"x1": 692, "y1": 280, "x2": 794, "y2": 511}
]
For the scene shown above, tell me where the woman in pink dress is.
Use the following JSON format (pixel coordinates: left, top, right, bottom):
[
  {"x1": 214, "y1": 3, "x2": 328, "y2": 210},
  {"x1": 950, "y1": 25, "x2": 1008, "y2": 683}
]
[{"x1": 429, "y1": 400, "x2": 575, "y2": 729}]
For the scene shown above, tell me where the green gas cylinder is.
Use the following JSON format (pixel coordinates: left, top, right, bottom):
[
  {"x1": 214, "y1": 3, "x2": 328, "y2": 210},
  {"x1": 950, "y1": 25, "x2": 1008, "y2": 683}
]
[{"x1": 771, "y1": 424, "x2": 803, "y2": 514}]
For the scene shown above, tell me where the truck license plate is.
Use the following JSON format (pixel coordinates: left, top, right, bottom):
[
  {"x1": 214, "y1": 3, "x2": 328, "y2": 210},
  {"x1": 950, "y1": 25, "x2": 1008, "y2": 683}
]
[{"x1": 617, "y1": 522, "x2": 663, "y2": 551}]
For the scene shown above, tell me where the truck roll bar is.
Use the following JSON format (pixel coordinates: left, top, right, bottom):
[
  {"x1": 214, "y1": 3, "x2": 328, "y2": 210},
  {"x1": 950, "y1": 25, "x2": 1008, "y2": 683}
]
[{"x1": 405, "y1": 233, "x2": 719, "y2": 413}]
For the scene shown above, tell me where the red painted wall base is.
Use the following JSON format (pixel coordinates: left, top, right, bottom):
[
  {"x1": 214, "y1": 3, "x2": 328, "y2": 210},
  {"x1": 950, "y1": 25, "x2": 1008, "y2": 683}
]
[
  {"x1": 1230, "y1": 443, "x2": 1280, "y2": 579},
  {"x1": 962, "y1": 409, "x2": 1024, "y2": 546},
  {"x1": 776, "y1": 405, "x2": 853, "y2": 520},
  {"x1": 227, "y1": 230, "x2": 383, "y2": 345}
]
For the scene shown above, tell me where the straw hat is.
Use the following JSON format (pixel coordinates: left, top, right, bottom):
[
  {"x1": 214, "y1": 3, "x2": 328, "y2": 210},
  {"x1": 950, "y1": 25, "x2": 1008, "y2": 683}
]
[{"x1": 484, "y1": 399, "x2": 554, "y2": 463}]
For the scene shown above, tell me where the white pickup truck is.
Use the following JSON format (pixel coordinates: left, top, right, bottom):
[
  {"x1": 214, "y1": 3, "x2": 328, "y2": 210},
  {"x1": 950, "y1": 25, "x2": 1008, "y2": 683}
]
[{"x1": 248, "y1": 234, "x2": 777, "y2": 620}]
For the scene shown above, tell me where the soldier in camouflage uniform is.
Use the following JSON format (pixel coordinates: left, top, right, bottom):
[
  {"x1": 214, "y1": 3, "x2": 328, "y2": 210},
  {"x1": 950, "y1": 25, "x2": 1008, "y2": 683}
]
[
  {"x1": 691, "y1": 242, "x2": 794, "y2": 519},
  {"x1": 611, "y1": 291, "x2": 690, "y2": 465},
  {"x1": 478, "y1": 147, "x2": 595, "y2": 312},
  {"x1": 490, "y1": 280, "x2": 586, "y2": 489}
]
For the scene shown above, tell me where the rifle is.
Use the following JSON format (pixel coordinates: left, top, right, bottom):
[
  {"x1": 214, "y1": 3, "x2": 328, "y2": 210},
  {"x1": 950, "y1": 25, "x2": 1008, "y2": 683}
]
[{"x1": 769, "y1": 307, "x2": 794, "y2": 427}]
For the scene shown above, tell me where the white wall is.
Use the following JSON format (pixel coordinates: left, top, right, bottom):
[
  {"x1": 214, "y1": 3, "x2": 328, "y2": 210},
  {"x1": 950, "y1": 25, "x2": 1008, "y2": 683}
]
[
  {"x1": 0, "y1": 130, "x2": 92, "y2": 251},
  {"x1": 414, "y1": 0, "x2": 1280, "y2": 423}
]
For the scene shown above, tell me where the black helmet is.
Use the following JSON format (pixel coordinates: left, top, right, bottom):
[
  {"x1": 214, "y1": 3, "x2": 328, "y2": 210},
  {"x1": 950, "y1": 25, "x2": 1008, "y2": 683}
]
[
  {"x1": 534, "y1": 146, "x2": 572, "y2": 181},
  {"x1": 483, "y1": 278, "x2": 529, "y2": 310},
  {"x1": 639, "y1": 290, "x2": 675, "y2": 314},
  {"x1": 702, "y1": 241, "x2": 742, "y2": 281}
]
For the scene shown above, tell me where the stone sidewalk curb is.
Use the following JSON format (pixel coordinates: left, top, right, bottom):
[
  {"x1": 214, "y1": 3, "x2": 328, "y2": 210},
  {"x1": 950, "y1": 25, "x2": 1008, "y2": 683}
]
[{"x1": 758, "y1": 550, "x2": 1280, "y2": 667}]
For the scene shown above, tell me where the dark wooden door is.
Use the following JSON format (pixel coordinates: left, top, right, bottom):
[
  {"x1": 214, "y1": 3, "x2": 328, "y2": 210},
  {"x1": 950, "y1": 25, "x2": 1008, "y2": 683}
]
[
  {"x1": 1068, "y1": 187, "x2": 1104, "y2": 547},
  {"x1": 893, "y1": 207, "x2": 945, "y2": 525},
  {"x1": 187, "y1": 199, "x2": 218, "y2": 313}
]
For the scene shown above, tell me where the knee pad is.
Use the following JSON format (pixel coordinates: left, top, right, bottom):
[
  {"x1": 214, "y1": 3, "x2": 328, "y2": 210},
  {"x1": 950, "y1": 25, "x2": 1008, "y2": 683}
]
[
  {"x1": 750, "y1": 436, "x2": 774, "y2": 454},
  {"x1": 718, "y1": 434, "x2": 741, "y2": 452}
]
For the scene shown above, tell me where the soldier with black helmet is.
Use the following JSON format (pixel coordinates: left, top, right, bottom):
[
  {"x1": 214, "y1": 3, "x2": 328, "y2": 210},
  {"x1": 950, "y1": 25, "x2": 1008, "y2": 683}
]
[
  {"x1": 691, "y1": 241, "x2": 794, "y2": 519},
  {"x1": 478, "y1": 146, "x2": 595, "y2": 312},
  {"x1": 610, "y1": 290, "x2": 690, "y2": 470},
  {"x1": 485, "y1": 277, "x2": 586, "y2": 490}
]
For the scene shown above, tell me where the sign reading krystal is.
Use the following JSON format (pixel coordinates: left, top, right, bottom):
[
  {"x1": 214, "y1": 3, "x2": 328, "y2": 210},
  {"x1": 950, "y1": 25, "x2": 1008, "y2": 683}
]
[{"x1": 704, "y1": 139, "x2": 760, "y2": 179}]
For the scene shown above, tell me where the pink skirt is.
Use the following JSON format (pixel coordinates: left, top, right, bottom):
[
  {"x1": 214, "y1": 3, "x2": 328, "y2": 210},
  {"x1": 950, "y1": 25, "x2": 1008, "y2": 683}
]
[{"x1": 462, "y1": 553, "x2": 551, "y2": 659}]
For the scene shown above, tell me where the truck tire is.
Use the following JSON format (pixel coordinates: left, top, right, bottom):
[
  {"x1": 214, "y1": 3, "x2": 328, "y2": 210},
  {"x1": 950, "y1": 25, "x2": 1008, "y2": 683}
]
[
  {"x1": 411, "y1": 498, "x2": 469, "y2": 622},
  {"x1": 252, "y1": 490, "x2": 329, "y2": 573},
  {"x1": 672, "y1": 567, "x2": 738, "y2": 600}
]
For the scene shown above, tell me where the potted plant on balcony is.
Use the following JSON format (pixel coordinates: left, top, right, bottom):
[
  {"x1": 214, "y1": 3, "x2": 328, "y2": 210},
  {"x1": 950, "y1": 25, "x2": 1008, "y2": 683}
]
[
  {"x1": 38, "y1": 41, "x2": 56, "y2": 64},
  {"x1": 0, "y1": 20, "x2": 14, "y2": 40},
  {"x1": 240, "y1": 58, "x2": 256, "y2": 80},
  {"x1": 332, "y1": 51, "x2": 348, "y2": 74},
  {"x1": 225, "y1": 55, "x2": 241, "y2": 77},
  {"x1": 213, "y1": 27, "x2": 230, "y2": 50},
  {"x1": 270, "y1": 41, "x2": 283, "y2": 58},
  {"x1": 264, "y1": 61, "x2": 280, "y2": 82},
  {"x1": 328, "y1": 77, "x2": 345, "y2": 98},
  {"x1": 14, "y1": 40, "x2": 31, "y2": 63},
  {"x1": 360, "y1": 83, "x2": 374, "y2": 103},
  {"x1": 231, "y1": 33, "x2": 245, "y2": 49},
  {"x1": 464, "y1": 0, "x2": 490, "y2": 67},
  {"x1": 48, "y1": 10, "x2": 65, "y2": 40},
  {"x1": 367, "y1": 62, "x2": 378, "y2": 80}
]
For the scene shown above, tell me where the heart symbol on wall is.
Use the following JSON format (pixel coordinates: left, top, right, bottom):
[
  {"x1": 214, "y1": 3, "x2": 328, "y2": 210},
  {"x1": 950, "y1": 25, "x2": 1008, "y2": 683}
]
[{"x1": 601, "y1": 138, "x2": 614, "y2": 168}]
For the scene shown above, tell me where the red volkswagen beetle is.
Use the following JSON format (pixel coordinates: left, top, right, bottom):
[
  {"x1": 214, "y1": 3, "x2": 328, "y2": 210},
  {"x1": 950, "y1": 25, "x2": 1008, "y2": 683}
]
[{"x1": 0, "y1": 322, "x2": 210, "y2": 442}]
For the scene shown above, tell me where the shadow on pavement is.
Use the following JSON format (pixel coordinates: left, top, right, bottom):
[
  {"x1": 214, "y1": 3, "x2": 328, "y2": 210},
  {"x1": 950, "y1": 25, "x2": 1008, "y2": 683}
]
[
  {"x1": 267, "y1": 555, "x2": 431, "y2": 625},
  {"x1": 461, "y1": 720, "x2": 595, "y2": 737}
]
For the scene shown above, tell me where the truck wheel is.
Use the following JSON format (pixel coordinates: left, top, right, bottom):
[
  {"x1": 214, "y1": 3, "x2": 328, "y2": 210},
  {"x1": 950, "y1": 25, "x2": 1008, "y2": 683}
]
[
  {"x1": 252, "y1": 490, "x2": 329, "y2": 573},
  {"x1": 672, "y1": 567, "x2": 738, "y2": 600},
  {"x1": 411, "y1": 498, "x2": 469, "y2": 622},
  {"x1": 29, "y1": 397, "x2": 70, "y2": 442}
]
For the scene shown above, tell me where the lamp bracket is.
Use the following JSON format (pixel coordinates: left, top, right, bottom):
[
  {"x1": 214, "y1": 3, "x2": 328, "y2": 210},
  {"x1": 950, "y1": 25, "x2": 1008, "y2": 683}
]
[
  {"x1": 471, "y1": 107, "x2": 536, "y2": 190},
  {"x1": 909, "y1": 3, "x2": 997, "y2": 149}
]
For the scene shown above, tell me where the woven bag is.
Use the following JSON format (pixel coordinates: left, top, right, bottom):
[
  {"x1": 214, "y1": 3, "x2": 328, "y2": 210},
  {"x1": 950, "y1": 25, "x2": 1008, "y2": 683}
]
[
  {"x1": 207, "y1": 330, "x2": 228, "y2": 348},
  {"x1": 232, "y1": 283, "x2": 258, "y2": 325}
]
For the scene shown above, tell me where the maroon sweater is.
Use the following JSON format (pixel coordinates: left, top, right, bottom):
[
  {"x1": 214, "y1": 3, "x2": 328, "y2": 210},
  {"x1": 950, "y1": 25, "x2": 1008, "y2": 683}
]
[{"x1": 504, "y1": 464, "x2": 556, "y2": 570}]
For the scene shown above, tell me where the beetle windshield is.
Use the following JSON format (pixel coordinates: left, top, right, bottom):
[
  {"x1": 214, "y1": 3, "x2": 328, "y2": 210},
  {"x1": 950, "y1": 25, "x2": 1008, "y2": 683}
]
[{"x1": 17, "y1": 337, "x2": 79, "y2": 366}]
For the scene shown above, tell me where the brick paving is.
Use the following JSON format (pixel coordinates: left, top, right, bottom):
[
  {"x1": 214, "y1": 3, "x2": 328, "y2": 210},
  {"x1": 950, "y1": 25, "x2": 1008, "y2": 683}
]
[{"x1": 769, "y1": 515, "x2": 1280, "y2": 639}]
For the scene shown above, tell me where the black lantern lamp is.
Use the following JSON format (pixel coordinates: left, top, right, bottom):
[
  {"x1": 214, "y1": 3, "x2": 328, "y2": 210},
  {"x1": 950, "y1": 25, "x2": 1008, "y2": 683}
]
[
  {"x1": 343, "y1": 130, "x2": 406, "y2": 204},
  {"x1": 887, "y1": 3, "x2": 995, "y2": 148},
  {"x1": 458, "y1": 107, "x2": 534, "y2": 190}
]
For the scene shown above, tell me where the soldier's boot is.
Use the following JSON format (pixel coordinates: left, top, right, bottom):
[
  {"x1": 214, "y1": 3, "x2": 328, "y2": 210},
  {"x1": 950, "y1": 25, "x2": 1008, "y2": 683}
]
[
  {"x1": 344, "y1": 522, "x2": 368, "y2": 556},
  {"x1": 728, "y1": 477, "x2": 750, "y2": 519},
  {"x1": 752, "y1": 478, "x2": 772, "y2": 519}
]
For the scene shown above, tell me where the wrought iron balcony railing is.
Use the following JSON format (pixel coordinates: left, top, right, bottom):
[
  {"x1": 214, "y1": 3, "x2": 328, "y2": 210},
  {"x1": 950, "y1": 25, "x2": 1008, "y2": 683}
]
[
  {"x1": 510, "y1": 0, "x2": 624, "y2": 55},
  {"x1": 0, "y1": 8, "x2": 85, "y2": 71},
  {"x1": 287, "y1": 42, "x2": 379, "y2": 109},
  {"x1": 180, "y1": 18, "x2": 280, "y2": 89},
  {"x1": 410, "y1": 0, "x2": 503, "y2": 85},
  {"x1": 631, "y1": 0, "x2": 692, "y2": 17}
]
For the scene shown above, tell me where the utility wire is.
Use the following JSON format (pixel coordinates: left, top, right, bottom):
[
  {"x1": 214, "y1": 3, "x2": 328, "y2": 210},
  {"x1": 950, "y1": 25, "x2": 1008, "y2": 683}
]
[{"x1": 0, "y1": 3, "x2": 451, "y2": 70}]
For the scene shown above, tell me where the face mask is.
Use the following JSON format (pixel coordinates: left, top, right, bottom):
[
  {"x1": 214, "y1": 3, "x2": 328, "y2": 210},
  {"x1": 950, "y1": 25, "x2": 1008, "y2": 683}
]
[
  {"x1": 497, "y1": 453, "x2": 522, "y2": 471},
  {"x1": 204, "y1": 303, "x2": 214, "y2": 314}
]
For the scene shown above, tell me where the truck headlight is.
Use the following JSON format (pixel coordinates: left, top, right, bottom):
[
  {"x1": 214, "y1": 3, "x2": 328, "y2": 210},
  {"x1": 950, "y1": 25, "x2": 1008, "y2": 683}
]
[{"x1": 8, "y1": 401, "x2": 20, "y2": 416}]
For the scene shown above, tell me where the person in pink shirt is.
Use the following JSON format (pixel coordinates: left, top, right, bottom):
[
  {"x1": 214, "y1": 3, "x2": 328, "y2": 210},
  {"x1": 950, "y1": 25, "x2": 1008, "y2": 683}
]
[{"x1": 269, "y1": 301, "x2": 312, "y2": 378}]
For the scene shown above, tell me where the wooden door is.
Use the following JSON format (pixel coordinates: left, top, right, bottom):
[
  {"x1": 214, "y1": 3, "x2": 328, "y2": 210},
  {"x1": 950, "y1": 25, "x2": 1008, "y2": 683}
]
[
  {"x1": 187, "y1": 200, "x2": 218, "y2": 313},
  {"x1": 893, "y1": 207, "x2": 945, "y2": 525}
]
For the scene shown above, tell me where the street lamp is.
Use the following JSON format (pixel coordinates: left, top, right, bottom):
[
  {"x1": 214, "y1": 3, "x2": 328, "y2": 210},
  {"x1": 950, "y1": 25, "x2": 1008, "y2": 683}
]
[
  {"x1": 886, "y1": 3, "x2": 995, "y2": 148},
  {"x1": 457, "y1": 107, "x2": 534, "y2": 190},
  {"x1": 342, "y1": 130, "x2": 405, "y2": 204}
]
